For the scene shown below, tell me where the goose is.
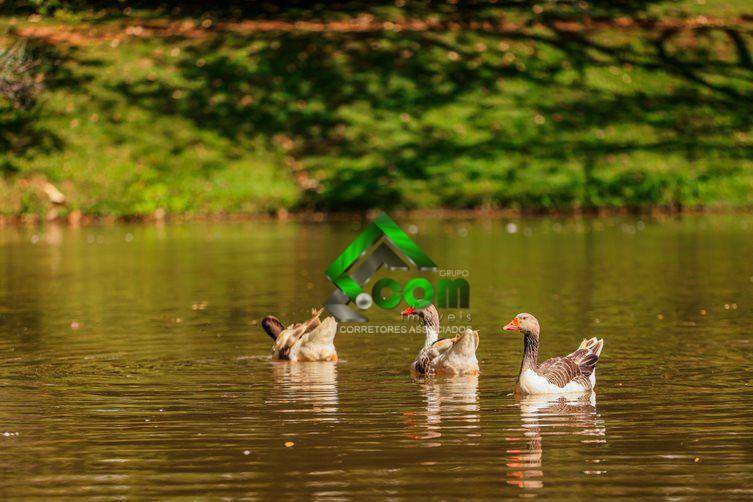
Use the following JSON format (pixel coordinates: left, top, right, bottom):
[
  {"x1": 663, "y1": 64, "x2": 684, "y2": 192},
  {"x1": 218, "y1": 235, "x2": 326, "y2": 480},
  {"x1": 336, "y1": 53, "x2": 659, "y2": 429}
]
[
  {"x1": 502, "y1": 313, "x2": 603, "y2": 395},
  {"x1": 402, "y1": 304, "x2": 479, "y2": 376},
  {"x1": 261, "y1": 308, "x2": 338, "y2": 362}
]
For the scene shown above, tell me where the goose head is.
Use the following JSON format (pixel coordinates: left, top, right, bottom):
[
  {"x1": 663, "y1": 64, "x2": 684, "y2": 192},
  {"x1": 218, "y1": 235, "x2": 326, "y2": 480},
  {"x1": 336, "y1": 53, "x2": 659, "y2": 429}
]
[
  {"x1": 401, "y1": 304, "x2": 441, "y2": 346},
  {"x1": 503, "y1": 313, "x2": 540, "y2": 337},
  {"x1": 400, "y1": 304, "x2": 439, "y2": 325},
  {"x1": 262, "y1": 316, "x2": 285, "y2": 340}
]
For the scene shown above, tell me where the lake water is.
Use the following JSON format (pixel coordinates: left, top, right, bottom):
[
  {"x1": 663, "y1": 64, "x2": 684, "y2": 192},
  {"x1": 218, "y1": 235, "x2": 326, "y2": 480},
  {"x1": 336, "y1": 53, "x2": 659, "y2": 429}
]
[{"x1": 1, "y1": 216, "x2": 752, "y2": 498}]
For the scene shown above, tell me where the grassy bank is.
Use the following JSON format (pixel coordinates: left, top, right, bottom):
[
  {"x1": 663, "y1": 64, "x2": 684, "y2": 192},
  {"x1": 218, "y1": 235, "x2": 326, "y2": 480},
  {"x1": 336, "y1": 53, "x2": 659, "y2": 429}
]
[{"x1": 1, "y1": 1, "x2": 753, "y2": 219}]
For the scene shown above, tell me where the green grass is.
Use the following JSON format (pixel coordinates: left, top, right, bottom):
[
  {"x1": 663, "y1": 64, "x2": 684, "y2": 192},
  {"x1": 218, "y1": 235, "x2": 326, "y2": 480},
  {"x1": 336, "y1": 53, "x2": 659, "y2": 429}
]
[
  {"x1": 1, "y1": 2, "x2": 753, "y2": 218},
  {"x1": 1, "y1": 29, "x2": 301, "y2": 218}
]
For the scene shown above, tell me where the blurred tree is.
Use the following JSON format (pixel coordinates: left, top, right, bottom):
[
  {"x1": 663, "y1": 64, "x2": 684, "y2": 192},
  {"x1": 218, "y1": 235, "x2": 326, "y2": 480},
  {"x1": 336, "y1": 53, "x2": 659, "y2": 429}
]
[{"x1": 0, "y1": 40, "x2": 42, "y2": 109}]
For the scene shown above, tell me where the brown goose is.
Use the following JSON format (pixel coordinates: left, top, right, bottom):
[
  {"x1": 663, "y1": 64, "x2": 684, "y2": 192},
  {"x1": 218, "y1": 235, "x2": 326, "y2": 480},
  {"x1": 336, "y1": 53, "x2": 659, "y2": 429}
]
[
  {"x1": 402, "y1": 304, "x2": 479, "y2": 376},
  {"x1": 262, "y1": 308, "x2": 338, "y2": 362},
  {"x1": 502, "y1": 313, "x2": 603, "y2": 395}
]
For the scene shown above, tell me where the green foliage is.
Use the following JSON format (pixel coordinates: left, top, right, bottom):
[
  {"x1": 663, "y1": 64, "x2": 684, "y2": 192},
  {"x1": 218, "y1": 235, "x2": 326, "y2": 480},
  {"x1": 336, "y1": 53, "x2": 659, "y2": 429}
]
[{"x1": 1, "y1": 1, "x2": 753, "y2": 217}]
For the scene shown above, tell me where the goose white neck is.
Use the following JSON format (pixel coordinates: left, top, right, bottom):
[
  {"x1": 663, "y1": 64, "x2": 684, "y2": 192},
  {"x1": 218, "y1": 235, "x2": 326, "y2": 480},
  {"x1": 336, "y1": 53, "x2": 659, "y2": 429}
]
[
  {"x1": 416, "y1": 306, "x2": 440, "y2": 348},
  {"x1": 424, "y1": 325, "x2": 439, "y2": 348}
]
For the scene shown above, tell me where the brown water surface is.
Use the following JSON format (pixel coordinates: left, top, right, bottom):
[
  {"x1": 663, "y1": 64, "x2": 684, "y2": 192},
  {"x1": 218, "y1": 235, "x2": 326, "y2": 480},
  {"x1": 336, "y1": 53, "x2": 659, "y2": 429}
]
[{"x1": 1, "y1": 216, "x2": 752, "y2": 498}]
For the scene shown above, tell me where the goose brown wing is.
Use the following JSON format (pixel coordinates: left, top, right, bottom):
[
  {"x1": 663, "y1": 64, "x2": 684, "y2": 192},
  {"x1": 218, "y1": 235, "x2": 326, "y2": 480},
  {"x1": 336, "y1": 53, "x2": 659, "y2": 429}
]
[
  {"x1": 536, "y1": 357, "x2": 584, "y2": 388},
  {"x1": 537, "y1": 347, "x2": 600, "y2": 387},
  {"x1": 536, "y1": 356, "x2": 563, "y2": 375},
  {"x1": 274, "y1": 323, "x2": 308, "y2": 359},
  {"x1": 565, "y1": 347, "x2": 600, "y2": 378},
  {"x1": 529, "y1": 335, "x2": 604, "y2": 388},
  {"x1": 414, "y1": 338, "x2": 454, "y2": 374}
]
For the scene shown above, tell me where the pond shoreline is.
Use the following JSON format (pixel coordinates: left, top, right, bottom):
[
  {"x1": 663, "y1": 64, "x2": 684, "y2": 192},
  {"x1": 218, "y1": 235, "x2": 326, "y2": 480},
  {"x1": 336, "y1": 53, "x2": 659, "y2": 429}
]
[{"x1": 3, "y1": 205, "x2": 753, "y2": 227}]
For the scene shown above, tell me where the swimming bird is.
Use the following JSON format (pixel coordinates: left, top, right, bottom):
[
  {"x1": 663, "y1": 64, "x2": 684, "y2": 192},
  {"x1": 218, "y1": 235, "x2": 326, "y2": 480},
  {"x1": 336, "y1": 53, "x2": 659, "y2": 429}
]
[
  {"x1": 402, "y1": 304, "x2": 479, "y2": 376},
  {"x1": 261, "y1": 308, "x2": 338, "y2": 362},
  {"x1": 502, "y1": 313, "x2": 603, "y2": 395}
]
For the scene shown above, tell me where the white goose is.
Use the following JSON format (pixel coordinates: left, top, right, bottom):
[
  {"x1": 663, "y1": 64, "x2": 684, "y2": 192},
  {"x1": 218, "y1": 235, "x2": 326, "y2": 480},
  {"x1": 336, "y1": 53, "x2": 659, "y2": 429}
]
[
  {"x1": 503, "y1": 313, "x2": 604, "y2": 395},
  {"x1": 262, "y1": 308, "x2": 338, "y2": 362},
  {"x1": 402, "y1": 304, "x2": 479, "y2": 376}
]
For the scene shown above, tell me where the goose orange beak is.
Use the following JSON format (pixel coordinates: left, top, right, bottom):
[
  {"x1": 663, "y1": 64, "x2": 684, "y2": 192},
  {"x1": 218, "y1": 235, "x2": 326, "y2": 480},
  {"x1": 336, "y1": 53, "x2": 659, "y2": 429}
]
[
  {"x1": 503, "y1": 317, "x2": 520, "y2": 332},
  {"x1": 401, "y1": 306, "x2": 415, "y2": 317}
]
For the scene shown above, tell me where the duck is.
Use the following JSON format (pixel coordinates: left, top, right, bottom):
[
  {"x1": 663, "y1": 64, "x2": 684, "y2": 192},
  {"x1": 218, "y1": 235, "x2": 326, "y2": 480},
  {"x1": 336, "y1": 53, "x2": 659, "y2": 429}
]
[
  {"x1": 401, "y1": 304, "x2": 479, "y2": 376},
  {"x1": 502, "y1": 313, "x2": 603, "y2": 395},
  {"x1": 261, "y1": 308, "x2": 338, "y2": 362}
]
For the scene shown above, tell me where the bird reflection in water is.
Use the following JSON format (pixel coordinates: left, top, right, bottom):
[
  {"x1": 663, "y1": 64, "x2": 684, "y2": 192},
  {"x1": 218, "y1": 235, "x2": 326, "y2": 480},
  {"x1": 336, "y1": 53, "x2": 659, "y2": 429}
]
[
  {"x1": 405, "y1": 375, "x2": 480, "y2": 446},
  {"x1": 505, "y1": 392, "x2": 606, "y2": 489},
  {"x1": 266, "y1": 361, "x2": 339, "y2": 422}
]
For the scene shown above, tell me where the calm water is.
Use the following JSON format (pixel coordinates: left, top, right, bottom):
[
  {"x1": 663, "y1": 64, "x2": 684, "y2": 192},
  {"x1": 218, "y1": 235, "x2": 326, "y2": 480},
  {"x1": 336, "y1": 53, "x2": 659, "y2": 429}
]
[{"x1": 1, "y1": 216, "x2": 753, "y2": 498}]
